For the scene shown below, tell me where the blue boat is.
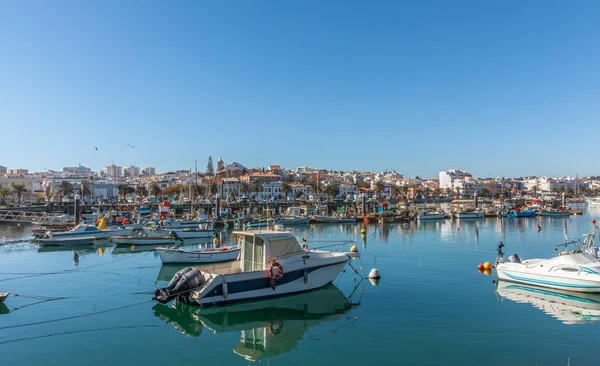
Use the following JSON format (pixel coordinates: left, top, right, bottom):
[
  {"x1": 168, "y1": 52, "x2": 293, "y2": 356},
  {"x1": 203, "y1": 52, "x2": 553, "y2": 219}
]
[{"x1": 509, "y1": 209, "x2": 536, "y2": 218}]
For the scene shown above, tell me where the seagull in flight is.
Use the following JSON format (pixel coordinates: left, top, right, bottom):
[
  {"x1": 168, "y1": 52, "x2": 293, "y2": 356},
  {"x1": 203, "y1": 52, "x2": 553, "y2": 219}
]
[
  {"x1": 94, "y1": 146, "x2": 98, "y2": 151},
  {"x1": 127, "y1": 144, "x2": 136, "y2": 149}
]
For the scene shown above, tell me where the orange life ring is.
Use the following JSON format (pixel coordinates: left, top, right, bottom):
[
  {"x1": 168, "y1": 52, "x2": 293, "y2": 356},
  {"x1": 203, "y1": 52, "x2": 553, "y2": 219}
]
[{"x1": 269, "y1": 261, "x2": 283, "y2": 281}]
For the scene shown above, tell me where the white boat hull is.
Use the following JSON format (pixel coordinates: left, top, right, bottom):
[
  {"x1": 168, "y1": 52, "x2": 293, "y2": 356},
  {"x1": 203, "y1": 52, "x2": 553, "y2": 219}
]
[
  {"x1": 497, "y1": 259, "x2": 600, "y2": 293},
  {"x1": 112, "y1": 236, "x2": 177, "y2": 246},
  {"x1": 190, "y1": 254, "x2": 350, "y2": 307},
  {"x1": 170, "y1": 229, "x2": 214, "y2": 239},
  {"x1": 277, "y1": 217, "x2": 310, "y2": 225},
  {"x1": 37, "y1": 236, "x2": 96, "y2": 246},
  {"x1": 418, "y1": 213, "x2": 446, "y2": 220},
  {"x1": 157, "y1": 247, "x2": 240, "y2": 264}
]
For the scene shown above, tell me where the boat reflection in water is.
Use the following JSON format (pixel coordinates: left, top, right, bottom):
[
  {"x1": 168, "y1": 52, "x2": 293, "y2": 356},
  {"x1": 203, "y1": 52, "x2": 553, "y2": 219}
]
[
  {"x1": 152, "y1": 284, "x2": 358, "y2": 361},
  {"x1": 496, "y1": 280, "x2": 600, "y2": 324}
]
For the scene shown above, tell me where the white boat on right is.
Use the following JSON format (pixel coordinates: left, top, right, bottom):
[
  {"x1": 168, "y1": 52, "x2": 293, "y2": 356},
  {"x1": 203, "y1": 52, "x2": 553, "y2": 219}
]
[
  {"x1": 585, "y1": 196, "x2": 600, "y2": 207},
  {"x1": 496, "y1": 235, "x2": 600, "y2": 293}
]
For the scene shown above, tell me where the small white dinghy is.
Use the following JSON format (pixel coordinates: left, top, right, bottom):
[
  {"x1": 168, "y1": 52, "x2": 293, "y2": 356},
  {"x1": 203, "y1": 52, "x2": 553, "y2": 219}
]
[
  {"x1": 37, "y1": 235, "x2": 96, "y2": 246},
  {"x1": 0, "y1": 292, "x2": 9, "y2": 304},
  {"x1": 156, "y1": 246, "x2": 240, "y2": 264}
]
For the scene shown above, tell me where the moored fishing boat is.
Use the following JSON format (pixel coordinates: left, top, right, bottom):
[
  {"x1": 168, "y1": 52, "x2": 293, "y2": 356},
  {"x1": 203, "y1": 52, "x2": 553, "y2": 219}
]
[
  {"x1": 0, "y1": 292, "x2": 9, "y2": 304},
  {"x1": 508, "y1": 208, "x2": 537, "y2": 218},
  {"x1": 49, "y1": 222, "x2": 133, "y2": 240},
  {"x1": 541, "y1": 207, "x2": 571, "y2": 217},
  {"x1": 455, "y1": 209, "x2": 484, "y2": 219},
  {"x1": 585, "y1": 196, "x2": 600, "y2": 207},
  {"x1": 153, "y1": 226, "x2": 358, "y2": 306},
  {"x1": 417, "y1": 211, "x2": 446, "y2": 220},
  {"x1": 156, "y1": 246, "x2": 240, "y2": 264},
  {"x1": 37, "y1": 235, "x2": 97, "y2": 246}
]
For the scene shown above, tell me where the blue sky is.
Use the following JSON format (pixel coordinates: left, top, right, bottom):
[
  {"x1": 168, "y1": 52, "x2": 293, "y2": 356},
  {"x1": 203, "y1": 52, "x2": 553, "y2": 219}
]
[{"x1": 1, "y1": 1, "x2": 599, "y2": 178}]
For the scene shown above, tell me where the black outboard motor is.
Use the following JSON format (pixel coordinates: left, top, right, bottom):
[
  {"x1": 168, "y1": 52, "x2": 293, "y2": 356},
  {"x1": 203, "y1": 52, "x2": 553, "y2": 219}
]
[{"x1": 153, "y1": 267, "x2": 205, "y2": 304}]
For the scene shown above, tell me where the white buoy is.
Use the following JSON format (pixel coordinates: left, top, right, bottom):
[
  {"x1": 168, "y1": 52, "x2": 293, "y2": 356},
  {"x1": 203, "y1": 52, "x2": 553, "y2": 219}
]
[
  {"x1": 350, "y1": 245, "x2": 358, "y2": 253},
  {"x1": 368, "y1": 268, "x2": 381, "y2": 279}
]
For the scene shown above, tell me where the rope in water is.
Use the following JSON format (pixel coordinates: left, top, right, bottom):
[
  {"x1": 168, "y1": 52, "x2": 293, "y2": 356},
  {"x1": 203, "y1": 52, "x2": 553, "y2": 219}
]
[{"x1": 0, "y1": 299, "x2": 153, "y2": 330}]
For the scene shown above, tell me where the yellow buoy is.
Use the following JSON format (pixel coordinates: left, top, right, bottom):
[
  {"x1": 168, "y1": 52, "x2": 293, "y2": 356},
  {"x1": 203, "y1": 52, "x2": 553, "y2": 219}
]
[
  {"x1": 360, "y1": 228, "x2": 366, "y2": 235},
  {"x1": 350, "y1": 245, "x2": 358, "y2": 253},
  {"x1": 483, "y1": 262, "x2": 492, "y2": 270},
  {"x1": 131, "y1": 245, "x2": 136, "y2": 251}
]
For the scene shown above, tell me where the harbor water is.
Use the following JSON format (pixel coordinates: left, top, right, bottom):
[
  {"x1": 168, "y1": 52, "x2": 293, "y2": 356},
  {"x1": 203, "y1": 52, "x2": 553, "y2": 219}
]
[{"x1": 1, "y1": 205, "x2": 599, "y2": 365}]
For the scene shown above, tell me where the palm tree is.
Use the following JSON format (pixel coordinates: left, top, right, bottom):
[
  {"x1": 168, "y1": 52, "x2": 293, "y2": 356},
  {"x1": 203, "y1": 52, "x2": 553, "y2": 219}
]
[
  {"x1": 373, "y1": 181, "x2": 384, "y2": 200},
  {"x1": 58, "y1": 181, "x2": 74, "y2": 200},
  {"x1": 240, "y1": 182, "x2": 250, "y2": 197},
  {"x1": 150, "y1": 183, "x2": 162, "y2": 200},
  {"x1": 294, "y1": 191, "x2": 304, "y2": 200},
  {"x1": 251, "y1": 180, "x2": 262, "y2": 199},
  {"x1": 135, "y1": 185, "x2": 148, "y2": 198},
  {"x1": 281, "y1": 182, "x2": 291, "y2": 200},
  {"x1": 44, "y1": 186, "x2": 53, "y2": 202},
  {"x1": 0, "y1": 187, "x2": 10, "y2": 204},
  {"x1": 324, "y1": 185, "x2": 335, "y2": 200},
  {"x1": 118, "y1": 185, "x2": 134, "y2": 202},
  {"x1": 11, "y1": 183, "x2": 27, "y2": 203},
  {"x1": 80, "y1": 180, "x2": 91, "y2": 198}
]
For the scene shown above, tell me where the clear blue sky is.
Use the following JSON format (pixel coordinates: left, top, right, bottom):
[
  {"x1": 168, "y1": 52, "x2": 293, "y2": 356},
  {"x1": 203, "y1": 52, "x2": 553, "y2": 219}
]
[{"x1": 1, "y1": 1, "x2": 599, "y2": 178}]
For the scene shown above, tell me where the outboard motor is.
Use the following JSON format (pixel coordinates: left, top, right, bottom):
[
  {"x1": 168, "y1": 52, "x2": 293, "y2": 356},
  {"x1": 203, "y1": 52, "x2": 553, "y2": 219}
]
[
  {"x1": 507, "y1": 254, "x2": 521, "y2": 263},
  {"x1": 153, "y1": 267, "x2": 205, "y2": 304}
]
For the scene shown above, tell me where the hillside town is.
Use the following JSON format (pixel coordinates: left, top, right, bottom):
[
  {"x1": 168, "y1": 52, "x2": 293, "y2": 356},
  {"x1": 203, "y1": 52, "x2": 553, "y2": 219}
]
[{"x1": 0, "y1": 158, "x2": 598, "y2": 205}]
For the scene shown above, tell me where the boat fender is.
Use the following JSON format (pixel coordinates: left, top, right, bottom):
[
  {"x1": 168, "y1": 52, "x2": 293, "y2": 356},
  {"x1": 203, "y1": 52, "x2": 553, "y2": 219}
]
[
  {"x1": 222, "y1": 281, "x2": 228, "y2": 299},
  {"x1": 303, "y1": 268, "x2": 308, "y2": 284}
]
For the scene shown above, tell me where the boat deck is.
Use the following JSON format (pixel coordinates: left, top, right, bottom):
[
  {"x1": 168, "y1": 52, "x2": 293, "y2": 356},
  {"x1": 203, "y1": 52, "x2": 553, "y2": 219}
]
[{"x1": 192, "y1": 261, "x2": 243, "y2": 276}]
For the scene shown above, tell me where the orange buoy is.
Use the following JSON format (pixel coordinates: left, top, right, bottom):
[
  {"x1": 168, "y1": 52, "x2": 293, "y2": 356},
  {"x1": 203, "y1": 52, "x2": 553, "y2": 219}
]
[
  {"x1": 483, "y1": 262, "x2": 492, "y2": 270},
  {"x1": 477, "y1": 263, "x2": 484, "y2": 270}
]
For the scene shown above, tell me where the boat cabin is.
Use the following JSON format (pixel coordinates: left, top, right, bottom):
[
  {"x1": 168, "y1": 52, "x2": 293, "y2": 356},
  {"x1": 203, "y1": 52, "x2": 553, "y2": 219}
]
[{"x1": 235, "y1": 229, "x2": 303, "y2": 272}]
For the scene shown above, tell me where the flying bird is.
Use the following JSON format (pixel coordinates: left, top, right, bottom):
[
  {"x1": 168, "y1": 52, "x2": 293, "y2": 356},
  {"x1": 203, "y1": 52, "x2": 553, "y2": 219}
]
[
  {"x1": 127, "y1": 144, "x2": 136, "y2": 149},
  {"x1": 94, "y1": 146, "x2": 98, "y2": 151}
]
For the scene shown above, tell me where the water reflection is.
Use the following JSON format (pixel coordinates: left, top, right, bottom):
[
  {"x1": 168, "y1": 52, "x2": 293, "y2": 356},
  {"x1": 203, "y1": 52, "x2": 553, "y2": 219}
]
[
  {"x1": 152, "y1": 285, "x2": 358, "y2": 361},
  {"x1": 496, "y1": 280, "x2": 600, "y2": 324}
]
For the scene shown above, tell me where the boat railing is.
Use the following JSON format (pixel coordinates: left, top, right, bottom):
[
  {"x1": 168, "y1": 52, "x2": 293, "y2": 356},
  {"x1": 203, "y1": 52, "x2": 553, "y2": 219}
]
[{"x1": 554, "y1": 240, "x2": 582, "y2": 254}]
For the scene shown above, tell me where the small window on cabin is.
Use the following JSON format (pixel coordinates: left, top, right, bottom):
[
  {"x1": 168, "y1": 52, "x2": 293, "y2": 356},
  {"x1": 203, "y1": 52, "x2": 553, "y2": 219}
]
[{"x1": 560, "y1": 268, "x2": 578, "y2": 272}]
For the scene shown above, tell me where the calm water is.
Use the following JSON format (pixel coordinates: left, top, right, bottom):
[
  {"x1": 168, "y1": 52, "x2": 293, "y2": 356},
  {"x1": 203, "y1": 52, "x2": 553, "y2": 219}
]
[{"x1": 1, "y1": 205, "x2": 600, "y2": 365}]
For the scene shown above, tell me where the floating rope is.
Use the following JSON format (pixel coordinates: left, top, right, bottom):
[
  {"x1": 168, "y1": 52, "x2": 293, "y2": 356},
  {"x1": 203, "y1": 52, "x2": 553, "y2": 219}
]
[{"x1": 0, "y1": 299, "x2": 153, "y2": 330}]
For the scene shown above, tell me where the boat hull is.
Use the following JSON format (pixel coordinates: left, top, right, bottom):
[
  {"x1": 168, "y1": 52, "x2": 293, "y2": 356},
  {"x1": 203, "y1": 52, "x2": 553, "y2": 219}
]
[
  {"x1": 189, "y1": 256, "x2": 349, "y2": 307},
  {"x1": 277, "y1": 217, "x2": 310, "y2": 225},
  {"x1": 456, "y1": 212, "x2": 484, "y2": 219},
  {"x1": 497, "y1": 267, "x2": 600, "y2": 293},
  {"x1": 157, "y1": 247, "x2": 240, "y2": 264},
  {"x1": 541, "y1": 211, "x2": 571, "y2": 217},
  {"x1": 311, "y1": 216, "x2": 357, "y2": 224},
  {"x1": 37, "y1": 236, "x2": 96, "y2": 246},
  {"x1": 112, "y1": 236, "x2": 177, "y2": 246},
  {"x1": 418, "y1": 213, "x2": 446, "y2": 220},
  {"x1": 510, "y1": 210, "x2": 537, "y2": 218},
  {"x1": 170, "y1": 229, "x2": 214, "y2": 239}
]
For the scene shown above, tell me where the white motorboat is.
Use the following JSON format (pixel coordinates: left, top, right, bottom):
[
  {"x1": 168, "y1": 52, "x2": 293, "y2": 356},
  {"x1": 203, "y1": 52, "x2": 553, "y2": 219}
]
[
  {"x1": 37, "y1": 235, "x2": 97, "y2": 246},
  {"x1": 455, "y1": 210, "x2": 484, "y2": 219},
  {"x1": 417, "y1": 211, "x2": 446, "y2": 220},
  {"x1": 496, "y1": 281, "x2": 600, "y2": 324},
  {"x1": 151, "y1": 284, "x2": 355, "y2": 359},
  {"x1": 150, "y1": 220, "x2": 216, "y2": 240},
  {"x1": 585, "y1": 196, "x2": 600, "y2": 207},
  {"x1": 277, "y1": 207, "x2": 310, "y2": 225},
  {"x1": 111, "y1": 235, "x2": 177, "y2": 246},
  {"x1": 496, "y1": 249, "x2": 600, "y2": 292},
  {"x1": 153, "y1": 227, "x2": 358, "y2": 306},
  {"x1": 156, "y1": 246, "x2": 240, "y2": 264},
  {"x1": 49, "y1": 223, "x2": 133, "y2": 240},
  {"x1": 158, "y1": 217, "x2": 211, "y2": 229}
]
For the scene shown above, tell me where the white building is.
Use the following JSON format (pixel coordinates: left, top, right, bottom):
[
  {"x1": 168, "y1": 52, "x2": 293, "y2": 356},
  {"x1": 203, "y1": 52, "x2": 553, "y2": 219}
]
[
  {"x1": 221, "y1": 178, "x2": 241, "y2": 200},
  {"x1": 8, "y1": 168, "x2": 29, "y2": 175},
  {"x1": 439, "y1": 169, "x2": 472, "y2": 189},
  {"x1": 104, "y1": 165, "x2": 122, "y2": 177},
  {"x1": 142, "y1": 167, "x2": 156, "y2": 176},
  {"x1": 0, "y1": 166, "x2": 7, "y2": 174},
  {"x1": 124, "y1": 166, "x2": 141, "y2": 178},
  {"x1": 63, "y1": 164, "x2": 92, "y2": 175},
  {"x1": 453, "y1": 177, "x2": 484, "y2": 198}
]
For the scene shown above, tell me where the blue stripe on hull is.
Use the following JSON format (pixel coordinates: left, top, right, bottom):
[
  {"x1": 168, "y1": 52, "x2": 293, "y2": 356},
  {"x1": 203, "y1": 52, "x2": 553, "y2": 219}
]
[
  {"x1": 200, "y1": 284, "x2": 334, "y2": 307},
  {"x1": 203, "y1": 261, "x2": 345, "y2": 298},
  {"x1": 503, "y1": 272, "x2": 600, "y2": 289}
]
